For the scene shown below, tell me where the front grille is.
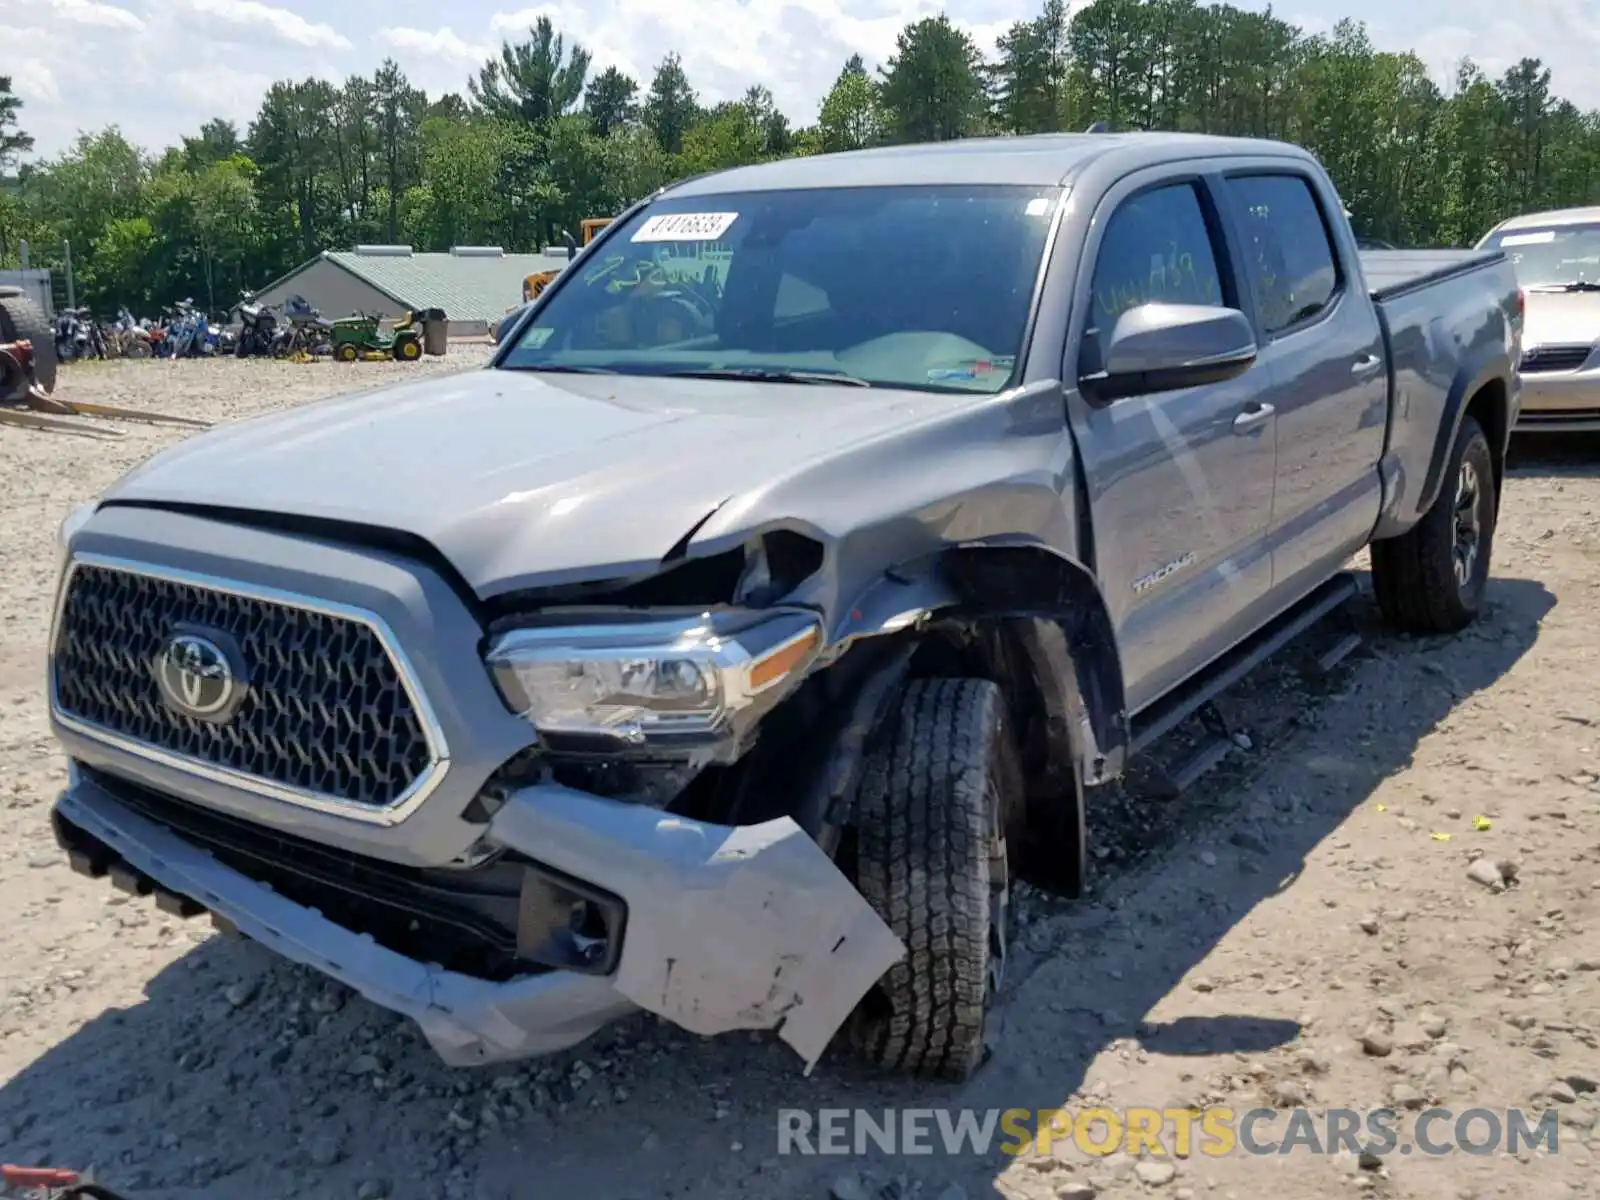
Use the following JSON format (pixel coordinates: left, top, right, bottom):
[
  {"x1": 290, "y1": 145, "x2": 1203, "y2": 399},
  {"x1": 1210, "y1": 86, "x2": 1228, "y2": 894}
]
[
  {"x1": 52, "y1": 560, "x2": 437, "y2": 810},
  {"x1": 1521, "y1": 344, "x2": 1593, "y2": 373}
]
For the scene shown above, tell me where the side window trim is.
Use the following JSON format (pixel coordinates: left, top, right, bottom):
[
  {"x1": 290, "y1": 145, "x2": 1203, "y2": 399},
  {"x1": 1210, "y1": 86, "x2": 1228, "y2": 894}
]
[
  {"x1": 1073, "y1": 173, "x2": 1238, "y2": 392},
  {"x1": 1220, "y1": 169, "x2": 1345, "y2": 340}
]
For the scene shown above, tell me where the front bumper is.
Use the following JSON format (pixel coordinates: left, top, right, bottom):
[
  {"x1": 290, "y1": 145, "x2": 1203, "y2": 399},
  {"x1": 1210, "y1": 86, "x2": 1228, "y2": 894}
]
[
  {"x1": 54, "y1": 766, "x2": 903, "y2": 1070},
  {"x1": 1516, "y1": 369, "x2": 1600, "y2": 432}
]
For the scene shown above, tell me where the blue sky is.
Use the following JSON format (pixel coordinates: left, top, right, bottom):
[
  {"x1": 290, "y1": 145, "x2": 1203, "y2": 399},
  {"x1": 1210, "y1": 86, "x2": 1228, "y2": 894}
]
[{"x1": 7, "y1": 0, "x2": 1599, "y2": 159}]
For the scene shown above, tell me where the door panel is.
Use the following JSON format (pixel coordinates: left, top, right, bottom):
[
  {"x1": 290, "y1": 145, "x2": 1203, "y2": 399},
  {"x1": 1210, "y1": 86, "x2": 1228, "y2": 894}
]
[
  {"x1": 1223, "y1": 173, "x2": 1387, "y2": 598},
  {"x1": 1065, "y1": 178, "x2": 1278, "y2": 715}
]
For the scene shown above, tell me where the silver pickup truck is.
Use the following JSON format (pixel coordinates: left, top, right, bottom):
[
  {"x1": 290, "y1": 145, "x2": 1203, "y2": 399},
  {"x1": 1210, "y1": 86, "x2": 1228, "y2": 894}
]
[{"x1": 48, "y1": 132, "x2": 1521, "y2": 1084}]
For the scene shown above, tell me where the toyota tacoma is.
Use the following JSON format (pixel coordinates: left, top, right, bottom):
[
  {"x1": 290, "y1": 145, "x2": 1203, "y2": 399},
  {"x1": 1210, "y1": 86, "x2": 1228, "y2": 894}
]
[{"x1": 49, "y1": 132, "x2": 1521, "y2": 1082}]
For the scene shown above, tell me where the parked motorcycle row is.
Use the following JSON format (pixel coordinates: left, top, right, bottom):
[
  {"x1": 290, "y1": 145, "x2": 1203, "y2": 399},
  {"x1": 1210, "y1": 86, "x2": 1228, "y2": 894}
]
[
  {"x1": 55, "y1": 301, "x2": 227, "y2": 362},
  {"x1": 51, "y1": 293, "x2": 337, "y2": 366}
]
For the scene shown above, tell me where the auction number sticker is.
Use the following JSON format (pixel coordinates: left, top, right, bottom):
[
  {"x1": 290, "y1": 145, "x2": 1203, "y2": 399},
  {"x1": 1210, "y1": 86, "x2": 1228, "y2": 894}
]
[{"x1": 632, "y1": 212, "x2": 740, "y2": 242}]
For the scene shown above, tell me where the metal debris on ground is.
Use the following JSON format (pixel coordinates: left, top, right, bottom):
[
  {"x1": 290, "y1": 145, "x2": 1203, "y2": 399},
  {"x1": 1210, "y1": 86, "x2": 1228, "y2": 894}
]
[
  {"x1": 1, "y1": 340, "x2": 212, "y2": 439},
  {"x1": 1, "y1": 1163, "x2": 132, "y2": 1198}
]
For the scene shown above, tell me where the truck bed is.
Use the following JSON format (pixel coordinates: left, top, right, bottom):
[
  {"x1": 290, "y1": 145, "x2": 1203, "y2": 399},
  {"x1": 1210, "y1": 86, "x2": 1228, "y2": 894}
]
[
  {"x1": 1363, "y1": 243, "x2": 1521, "y2": 540},
  {"x1": 1360, "y1": 248, "x2": 1505, "y2": 302}
]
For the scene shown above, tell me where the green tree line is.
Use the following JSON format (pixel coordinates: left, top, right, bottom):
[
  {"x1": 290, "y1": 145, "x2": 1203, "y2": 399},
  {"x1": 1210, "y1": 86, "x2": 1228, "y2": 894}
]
[{"x1": 2, "y1": 0, "x2": 1597, "y2": 314}]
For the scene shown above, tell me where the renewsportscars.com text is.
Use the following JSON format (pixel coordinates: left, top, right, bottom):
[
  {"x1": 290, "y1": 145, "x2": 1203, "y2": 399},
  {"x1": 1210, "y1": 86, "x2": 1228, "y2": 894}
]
[{"x1": 776, "y1": 1106, "x2": 1560, "y2": 1158}]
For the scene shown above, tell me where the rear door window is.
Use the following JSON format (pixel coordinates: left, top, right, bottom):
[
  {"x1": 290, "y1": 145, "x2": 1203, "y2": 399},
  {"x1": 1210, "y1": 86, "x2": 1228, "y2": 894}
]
[{"x1": 1227, "y1": 174, "x2": 1340, "y2": 334}]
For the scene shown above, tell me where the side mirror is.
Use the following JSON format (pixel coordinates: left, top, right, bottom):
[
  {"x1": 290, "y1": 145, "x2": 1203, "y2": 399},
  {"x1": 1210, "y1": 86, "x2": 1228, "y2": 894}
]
[{"x1": 1083, "y1": 304, "x2": 1258, "y2": 401}]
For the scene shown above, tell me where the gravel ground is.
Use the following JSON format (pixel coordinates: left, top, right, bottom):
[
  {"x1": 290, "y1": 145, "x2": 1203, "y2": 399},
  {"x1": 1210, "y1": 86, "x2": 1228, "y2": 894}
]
[{"x1": 2, "y1": 357, "x2": 1598, "y2": 1200}]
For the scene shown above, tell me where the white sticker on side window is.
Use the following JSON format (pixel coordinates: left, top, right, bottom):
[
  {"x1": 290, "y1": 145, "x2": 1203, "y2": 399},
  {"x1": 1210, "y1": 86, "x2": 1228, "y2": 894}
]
[
  {"x1": 1499, "y1": 230, "x2": 1556, "y2": 245},
  {"x1": 631, "y1": 212, "x2": 740, "y2": 242}
]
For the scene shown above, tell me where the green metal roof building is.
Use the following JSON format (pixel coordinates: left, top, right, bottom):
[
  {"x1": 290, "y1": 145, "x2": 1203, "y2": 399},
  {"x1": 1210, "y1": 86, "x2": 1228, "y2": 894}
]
[{"x1": 249, "y1": 244, "x2": 574, "y2": 337}]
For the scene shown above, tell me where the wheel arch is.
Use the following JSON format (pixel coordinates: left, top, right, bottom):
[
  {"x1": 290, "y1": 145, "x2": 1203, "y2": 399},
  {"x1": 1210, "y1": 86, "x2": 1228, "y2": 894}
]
[
  {"x1": 827, "y1": 543, "x2": 1126, "y2": 898},
  {"x1": 1418, "y1": 360, "x2": 1511, "y2": 518}
]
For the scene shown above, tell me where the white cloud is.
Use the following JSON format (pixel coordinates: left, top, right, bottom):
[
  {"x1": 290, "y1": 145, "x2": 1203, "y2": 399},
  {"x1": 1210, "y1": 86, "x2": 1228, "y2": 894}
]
[
  {"x1": 48, "y1": 0, "x2": 145, "y2": 31},
  {"x1": 4, "y1": 36, "x2": 61, "y2": 105},
  {"x1": 378, "y1": 26, "x2": 493, "y2": 64},
  {"x1": 169, "y1": 64, "x2": 278, "y2": 116},
  {"x1": 183, "y1": 0, "x2": 351, "y2": 49}
]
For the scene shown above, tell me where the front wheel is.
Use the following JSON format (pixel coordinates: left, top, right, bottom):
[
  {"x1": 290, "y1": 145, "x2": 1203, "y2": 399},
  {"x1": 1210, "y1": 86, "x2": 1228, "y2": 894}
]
[
  {"x1": 1371, "y1": 413, "x2": 1496, "y2": 634},
  {"x1": 848, "y1": 677, "x2": 1021, "y2": 1082},
  {"x1": 334, "y1": 343, "x2": 359, "y2": 363}
]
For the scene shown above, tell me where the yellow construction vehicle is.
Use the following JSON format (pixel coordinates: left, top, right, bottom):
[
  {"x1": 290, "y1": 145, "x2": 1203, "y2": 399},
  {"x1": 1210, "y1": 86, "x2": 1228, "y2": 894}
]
[{"x1": 521, "y1": 216, "x2": 615, "y2": 303}]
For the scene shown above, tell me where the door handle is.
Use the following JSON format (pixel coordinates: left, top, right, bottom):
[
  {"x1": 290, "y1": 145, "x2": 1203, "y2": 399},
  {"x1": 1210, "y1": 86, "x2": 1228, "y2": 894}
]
[
  {"x1": 1351, "y1": 354, "x2": 1382, "y2": 377},
  {"x1": 1232, "y1": 402, "x2": 1275, "y2": 431}
]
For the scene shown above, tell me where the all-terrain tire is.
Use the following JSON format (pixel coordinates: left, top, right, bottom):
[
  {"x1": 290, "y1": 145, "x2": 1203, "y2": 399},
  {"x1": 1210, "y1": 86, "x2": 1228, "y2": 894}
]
[
  {"x1": 0, "y1": 292, "x2": 57, "y2": 393},
  {"x1": 1371, "y1": 414, "x2": 1496, "y2": 634},
  {"x1": 849, "y1": 677, "x2": 1020, "y2": 1082}
]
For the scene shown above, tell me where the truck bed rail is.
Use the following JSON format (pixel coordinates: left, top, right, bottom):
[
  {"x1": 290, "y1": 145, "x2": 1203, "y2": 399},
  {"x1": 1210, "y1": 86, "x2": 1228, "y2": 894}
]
[{"x1": 1360, "y1": 248, "x2": 1507, "y2": 302}]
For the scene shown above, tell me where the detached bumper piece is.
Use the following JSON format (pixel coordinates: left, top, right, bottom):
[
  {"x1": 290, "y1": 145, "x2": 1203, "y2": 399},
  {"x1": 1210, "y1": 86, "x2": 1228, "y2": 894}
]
[{"x1": 53, "y1": 768, "x2": 904, "y2": 1070}]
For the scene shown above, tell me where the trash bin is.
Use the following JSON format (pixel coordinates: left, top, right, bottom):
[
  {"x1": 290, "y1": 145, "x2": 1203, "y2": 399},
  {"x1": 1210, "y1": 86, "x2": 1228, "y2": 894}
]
[{"x1": 416, "y1": 307, "x2": 448, "y2": 356}]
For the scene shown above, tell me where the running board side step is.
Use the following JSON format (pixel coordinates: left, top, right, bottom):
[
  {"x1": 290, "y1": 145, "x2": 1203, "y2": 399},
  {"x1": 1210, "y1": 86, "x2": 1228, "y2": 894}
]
[{"x1": 1130, "y1": 572, "x2": 1360, "y2": 795}]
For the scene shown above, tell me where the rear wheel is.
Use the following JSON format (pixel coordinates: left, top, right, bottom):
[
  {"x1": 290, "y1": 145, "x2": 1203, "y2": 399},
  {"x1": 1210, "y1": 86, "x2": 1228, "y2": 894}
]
[
  {"x1": 394, "y1": 334, "x2": 421, "y2": 361},
  {"x1": 0, "y1": 292, "x2": 57, "y2": 393},
  {"x1": 848, "y1": 677, "x2": 1020, "y2": 1082},
  {"x1": 1371, "y1": 414, "x2": 1496, "y2": 633}
]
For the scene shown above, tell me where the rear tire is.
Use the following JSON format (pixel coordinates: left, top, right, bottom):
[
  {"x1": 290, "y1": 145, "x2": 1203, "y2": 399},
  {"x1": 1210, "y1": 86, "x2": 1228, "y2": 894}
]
[
  {"x1": 1371, "y1": 414, "x2": 1496, "y2": 634},
  {"x1": 848, "y1": 677, "x2": 1020, "y2": 1082},
  {"x1": 0, "y1": 293, "x2": 57, "y2": 393}
]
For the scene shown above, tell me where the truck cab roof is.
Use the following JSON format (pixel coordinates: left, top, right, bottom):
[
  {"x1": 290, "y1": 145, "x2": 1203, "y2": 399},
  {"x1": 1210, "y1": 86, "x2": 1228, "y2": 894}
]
[{"x1": 664, "y1": 131, "x2": 1319, "y2": 195}]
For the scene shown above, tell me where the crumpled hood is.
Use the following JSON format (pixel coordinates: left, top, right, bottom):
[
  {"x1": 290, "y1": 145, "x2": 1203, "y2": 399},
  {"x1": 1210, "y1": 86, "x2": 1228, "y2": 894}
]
[
  {"x1": 1522, "y1": 289, "x2": 1600, "y2": 349},
  {"x1": 103, "y1": 368, "x2": 951, "y2": 595}
]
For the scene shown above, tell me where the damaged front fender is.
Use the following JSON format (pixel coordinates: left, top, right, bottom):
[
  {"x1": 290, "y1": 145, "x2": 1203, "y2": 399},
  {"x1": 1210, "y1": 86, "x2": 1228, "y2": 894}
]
[{"x1": 488, "y1": 783, "x2": 906, "y2": 1070}]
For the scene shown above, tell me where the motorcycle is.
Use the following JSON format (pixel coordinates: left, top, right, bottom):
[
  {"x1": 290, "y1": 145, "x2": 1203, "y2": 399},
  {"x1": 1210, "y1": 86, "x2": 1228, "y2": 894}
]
[
  {"x1": 279, "y1": 294, "x2": 332, "y2": 356},
  {"x1": 234, "y1": 292, "x2": 281, "y2": 357},
  {"x1": 54, "y1": 309, "x2": 85, "y2": 362},
  {"x1": 107, "y1": 308, "x2": 153, "y2": 358},
  {"x1": 163, "y1": 300, "x2": 210, "y2": 359}
]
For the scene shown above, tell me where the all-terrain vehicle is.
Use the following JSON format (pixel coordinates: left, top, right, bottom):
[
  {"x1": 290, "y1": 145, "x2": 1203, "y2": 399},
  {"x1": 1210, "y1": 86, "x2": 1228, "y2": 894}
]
[{"x1": 47, "y1": 132, "x2": 1521, "y2": 1083}]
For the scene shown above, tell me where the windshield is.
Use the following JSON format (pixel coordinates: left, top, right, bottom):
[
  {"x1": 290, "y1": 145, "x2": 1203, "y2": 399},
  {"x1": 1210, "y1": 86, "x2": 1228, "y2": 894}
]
[
  {"x1": 1481, "y1": 223, "x2": 1600, "y2": 289},
  {"x1": 499, "y1": 185, "x2": 1060, "y2": 393}
]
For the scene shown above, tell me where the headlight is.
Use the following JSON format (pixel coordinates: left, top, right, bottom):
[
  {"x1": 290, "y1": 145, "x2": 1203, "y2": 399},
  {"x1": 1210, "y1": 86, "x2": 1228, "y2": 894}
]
[
  {"x1": 55, "y1": 502, "x2": 95, "y2": 576},
  {"x1": 485, "y1": 611, "x2": 824, "y2": 744}
]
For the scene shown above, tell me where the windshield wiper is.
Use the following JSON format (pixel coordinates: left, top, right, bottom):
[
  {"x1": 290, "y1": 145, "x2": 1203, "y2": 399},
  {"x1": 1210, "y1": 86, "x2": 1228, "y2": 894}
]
[
  {"x1": 503, "y1": 363, "x2": 620, "y2": 374},
  {"x1": 663, "y1": 367, "x2": 874, "y2": 387},
  {"x1": 1525, "y1": 281, "x2": 1600, "y2": 293}
]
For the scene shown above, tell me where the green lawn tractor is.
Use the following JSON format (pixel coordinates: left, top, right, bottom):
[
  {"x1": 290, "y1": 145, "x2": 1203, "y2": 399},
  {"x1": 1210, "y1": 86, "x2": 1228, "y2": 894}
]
[{"x1": 329, "y1": 311, "x2": 424, "y2": 363}]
